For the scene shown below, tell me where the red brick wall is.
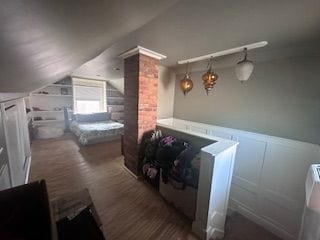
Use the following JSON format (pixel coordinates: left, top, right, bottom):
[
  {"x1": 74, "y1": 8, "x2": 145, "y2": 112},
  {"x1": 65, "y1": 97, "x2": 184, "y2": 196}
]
[{"x1": 123, "y1": 53, "x2": 159, "y2": 175}]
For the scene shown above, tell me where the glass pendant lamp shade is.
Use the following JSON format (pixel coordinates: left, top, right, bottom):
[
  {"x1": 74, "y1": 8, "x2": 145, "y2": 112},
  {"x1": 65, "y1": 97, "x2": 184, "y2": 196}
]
[
  {"x1": 180, "y1": 74, "x2": 193, "y2": 96},
  {"x1": 235, "y1": 48, "x2": 254, "y2": 82},
  {"x1": 202, "y1": 70, "x2": 218, "y2": 94},
  {"x1": 202, "y1": 58, "x2": 218, "y2": 94},
  {"x1": 180, "y1": 63, "x2": 193, "y2": 96}
]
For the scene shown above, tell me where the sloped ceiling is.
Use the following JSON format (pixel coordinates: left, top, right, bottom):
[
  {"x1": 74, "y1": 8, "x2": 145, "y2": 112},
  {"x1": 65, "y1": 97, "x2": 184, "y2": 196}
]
[
  {"x1": 1, "y1": 0, "x2": 320, "y2": 93},
  {"x1": 0, "y1": 0, "x2": 179, "y2": 92},
  {"x1": 73, "y1": 0, "x2": 320, "y2": 82}
]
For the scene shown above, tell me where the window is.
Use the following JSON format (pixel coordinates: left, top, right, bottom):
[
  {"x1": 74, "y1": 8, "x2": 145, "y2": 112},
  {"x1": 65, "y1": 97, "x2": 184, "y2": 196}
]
[{"x1": 73, "y1": 78, "x2": 106, "y2": 114}]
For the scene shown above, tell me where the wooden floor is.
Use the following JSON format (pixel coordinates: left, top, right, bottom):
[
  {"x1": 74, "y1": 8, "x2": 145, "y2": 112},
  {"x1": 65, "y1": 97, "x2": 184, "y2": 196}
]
[{"x1": 30, "y1": 134, "x2": 281, "y2": 240}]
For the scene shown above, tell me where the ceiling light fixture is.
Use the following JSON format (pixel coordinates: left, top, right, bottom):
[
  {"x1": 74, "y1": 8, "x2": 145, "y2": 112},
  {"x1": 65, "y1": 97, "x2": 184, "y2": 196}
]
[
  {"x1": 180, "y1": 62, "x2": 193, "y2": 96},
  {"x1": 235, "y1": 48, "x2": 254, "y2": 83},
  {"x1": 202, "y1": 57, "x2": 218, "y2": 94},
  {"x1": 177, "y1": 41, "x2": 267, "y2": 95}
]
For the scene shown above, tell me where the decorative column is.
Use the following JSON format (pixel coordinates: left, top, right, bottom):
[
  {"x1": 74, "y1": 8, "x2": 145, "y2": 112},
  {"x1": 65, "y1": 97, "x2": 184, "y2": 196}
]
[{"x1": 119, "y1": 46, "x2": 166, "y2": 177}]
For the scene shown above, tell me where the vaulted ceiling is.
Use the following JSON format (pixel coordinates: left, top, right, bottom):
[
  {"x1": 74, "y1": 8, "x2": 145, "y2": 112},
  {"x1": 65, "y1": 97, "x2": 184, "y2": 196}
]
[
  {"x1": 1, "y1": 0, "x2": 320, "y2": 93},
  {"x1": 0, "y1": 0, "x2": 178, "y2": 92}
]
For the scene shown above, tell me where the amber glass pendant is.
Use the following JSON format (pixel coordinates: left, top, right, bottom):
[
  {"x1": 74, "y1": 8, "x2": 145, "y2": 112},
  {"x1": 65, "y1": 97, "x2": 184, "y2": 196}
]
[
  {"x1": 180, "y1": 63, "x2": 193, "y2": 96},
  {"x1": 202, "y1": 58, "x2": 218, "y2": 94}
]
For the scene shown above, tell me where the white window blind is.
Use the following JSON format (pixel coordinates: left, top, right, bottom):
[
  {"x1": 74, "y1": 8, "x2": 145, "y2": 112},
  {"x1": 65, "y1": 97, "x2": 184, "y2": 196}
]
[
  {"x1": 73, "y1": 78, "x2": 106, "y2": 113},
  {"x1": 74, "y1": 86, "x2": 102, "y2": 101}
]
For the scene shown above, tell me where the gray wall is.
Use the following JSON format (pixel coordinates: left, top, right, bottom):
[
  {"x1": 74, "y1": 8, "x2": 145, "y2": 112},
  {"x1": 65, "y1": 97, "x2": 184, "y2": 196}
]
[
  {"x1": 157, "y1": 66, "x2": 175, "y2": 119},
  {"x1": 173, "y1": 56, "x2": 320, "y2": 144}
]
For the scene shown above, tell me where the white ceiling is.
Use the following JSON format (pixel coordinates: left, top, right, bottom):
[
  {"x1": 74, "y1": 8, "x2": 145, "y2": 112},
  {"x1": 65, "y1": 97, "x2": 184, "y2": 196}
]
[
  {"x1": 1, "y1": 0, "x2": 320, "y2": 92},
  {"x1": 0, "y1": 0, "x2": 178, "y2": 92}
]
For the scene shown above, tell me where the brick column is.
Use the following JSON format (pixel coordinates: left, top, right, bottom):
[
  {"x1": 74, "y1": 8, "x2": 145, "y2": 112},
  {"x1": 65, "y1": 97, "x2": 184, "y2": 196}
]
[{"x1": 119, "y1": 46, "x2": 166, "y2": 176}]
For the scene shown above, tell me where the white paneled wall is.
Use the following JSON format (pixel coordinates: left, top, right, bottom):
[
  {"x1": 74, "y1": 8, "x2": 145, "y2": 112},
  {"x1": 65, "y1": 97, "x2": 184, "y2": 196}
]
[{"x1": 157, "y1": 118, "x2": 320, "y2": 240}]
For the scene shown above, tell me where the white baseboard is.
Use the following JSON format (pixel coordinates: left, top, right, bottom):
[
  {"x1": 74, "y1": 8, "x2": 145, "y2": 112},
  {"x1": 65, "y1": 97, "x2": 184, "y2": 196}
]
[
  {"x1": 192, "y1": 221, "x2": 225, "y2": 240},
  {"x1": 208, "y1": 227, "x2": 224, "y2": 240}
]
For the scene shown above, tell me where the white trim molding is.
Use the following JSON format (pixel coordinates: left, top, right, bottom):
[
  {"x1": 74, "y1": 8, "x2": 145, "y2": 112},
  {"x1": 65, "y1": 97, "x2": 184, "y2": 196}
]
[
  {"x1": 118, "y1": 46, "x2": 167, "y2": 60},
  {"x1": 177, "y1": 41, "x2": 268, "y2": 64}
]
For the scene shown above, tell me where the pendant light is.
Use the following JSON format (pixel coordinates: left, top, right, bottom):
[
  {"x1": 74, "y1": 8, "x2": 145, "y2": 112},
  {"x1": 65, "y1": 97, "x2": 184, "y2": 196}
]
[
  {"x1": 202, "y1": 57, "x2": 218, "y2": 95},
  {"x1": 235, "y1": 48, "x2": 254, "y2": 83},
  {"x1": 180, "y1": 62, "x2": 193, "y2": 96}
]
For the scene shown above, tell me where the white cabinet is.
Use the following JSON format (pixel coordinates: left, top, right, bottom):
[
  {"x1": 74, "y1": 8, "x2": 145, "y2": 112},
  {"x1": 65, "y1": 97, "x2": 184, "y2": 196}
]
[{"x1": 1, "y1": 98, "x2": 31, "y2": 187}]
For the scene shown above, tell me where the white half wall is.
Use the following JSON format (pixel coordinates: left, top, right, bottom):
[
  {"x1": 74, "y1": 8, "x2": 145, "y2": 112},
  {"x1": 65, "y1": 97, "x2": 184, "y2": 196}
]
[
  {"x1": 157, "y1": 119, "x2": 238, "y2": 240},
  {"x1": 157, "y1": 118, "x2": 320, "y2": 240}
]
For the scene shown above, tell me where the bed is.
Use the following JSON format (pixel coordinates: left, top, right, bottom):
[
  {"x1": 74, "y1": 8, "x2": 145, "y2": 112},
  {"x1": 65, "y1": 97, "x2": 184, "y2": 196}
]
[{"x1": 69, "y1": 112, "x2": 124, "y2": 146}]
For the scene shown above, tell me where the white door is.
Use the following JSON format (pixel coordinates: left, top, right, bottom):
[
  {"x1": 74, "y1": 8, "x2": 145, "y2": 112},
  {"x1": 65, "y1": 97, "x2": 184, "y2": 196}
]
[
  {"x1": 2, "y1": 99, "x2": 30, "y2": 186},
  {"x1": 0, "y1": 108, "x2": 11, "y2": 190}
]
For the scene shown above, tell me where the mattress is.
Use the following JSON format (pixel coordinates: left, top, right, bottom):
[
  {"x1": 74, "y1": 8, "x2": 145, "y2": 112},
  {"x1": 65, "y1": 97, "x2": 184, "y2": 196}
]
[{"x1": 70, "y1": 120, "x2": 124, "y2": 145}]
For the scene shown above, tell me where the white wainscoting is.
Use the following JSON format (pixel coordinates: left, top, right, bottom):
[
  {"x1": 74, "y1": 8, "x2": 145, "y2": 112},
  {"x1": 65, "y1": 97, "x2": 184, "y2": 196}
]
[{"x1": 157, "y1": 118, "x2": 320, "y2": 240}]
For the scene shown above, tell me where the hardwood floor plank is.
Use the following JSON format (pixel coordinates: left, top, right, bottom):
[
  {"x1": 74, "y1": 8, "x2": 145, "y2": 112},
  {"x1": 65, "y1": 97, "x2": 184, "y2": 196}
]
[
  {"x1": 29, "y1": 134, "x2": 196, "y2": 240},
  {"x1": 29, "y1": 134, "x2": 281, "y2": 240}
]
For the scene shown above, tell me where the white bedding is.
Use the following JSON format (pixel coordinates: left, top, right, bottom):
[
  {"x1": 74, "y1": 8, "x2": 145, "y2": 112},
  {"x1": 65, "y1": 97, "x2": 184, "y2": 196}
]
[{"x1": 70, "y1": 120, "x2": 124, "y2": 145}]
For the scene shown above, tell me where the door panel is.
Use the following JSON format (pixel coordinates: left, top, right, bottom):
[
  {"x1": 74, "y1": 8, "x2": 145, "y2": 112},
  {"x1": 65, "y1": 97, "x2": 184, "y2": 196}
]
[
  {"x1": 0, "y1": 164, "x2": 11, "y2": 190},
  {"x1": 2, "y1": 99, "x2": 30, "y2": 186}
]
